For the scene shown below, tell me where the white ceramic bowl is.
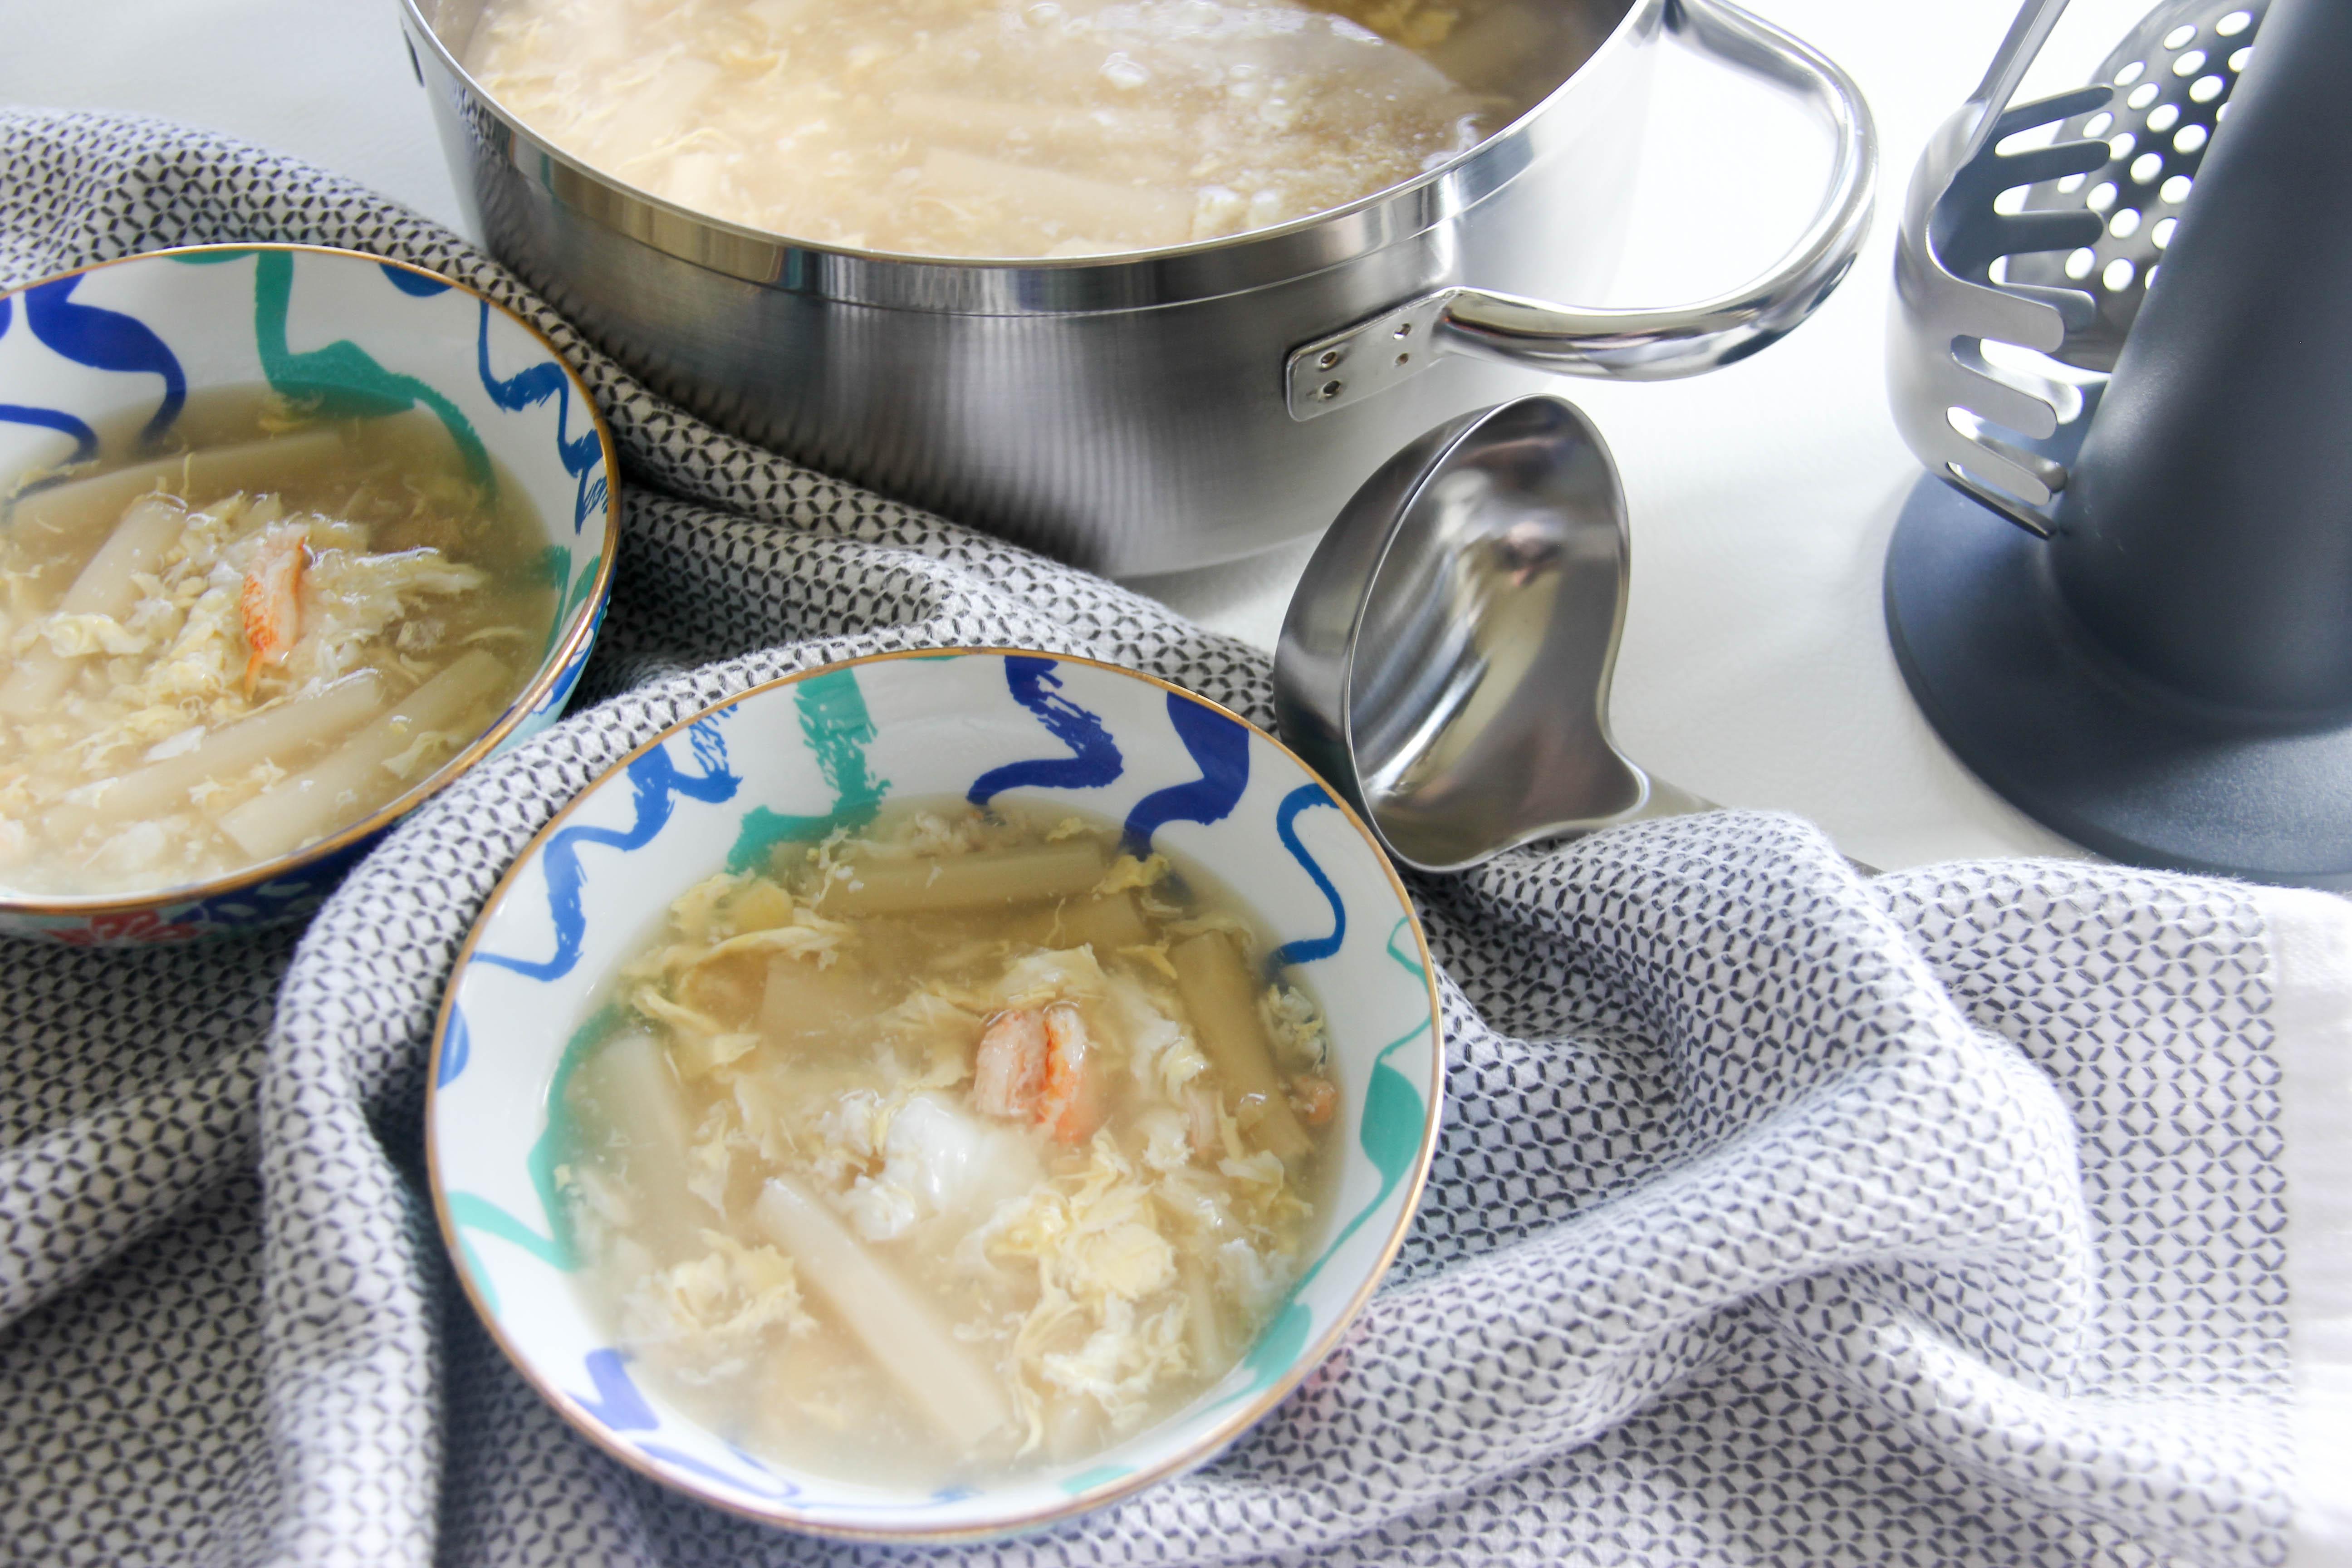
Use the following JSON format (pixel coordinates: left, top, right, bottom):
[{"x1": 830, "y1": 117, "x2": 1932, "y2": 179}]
[
  {"x1": 0, "y1": 244, "x2": 617, "y2": 943},
  {"x1": 429, "y1": 649, "x2": 1444, "y2": 1541}
]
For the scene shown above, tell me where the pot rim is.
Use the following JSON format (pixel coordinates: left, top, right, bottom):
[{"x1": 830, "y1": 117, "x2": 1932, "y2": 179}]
[{"x1": 401, "y1": 0, "x2": 1658, "y2": 314}]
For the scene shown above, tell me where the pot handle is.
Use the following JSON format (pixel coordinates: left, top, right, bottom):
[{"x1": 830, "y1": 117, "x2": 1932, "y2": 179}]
[{"x1": 1286, "y1": 0, "x2": 1879, "y2": 420}]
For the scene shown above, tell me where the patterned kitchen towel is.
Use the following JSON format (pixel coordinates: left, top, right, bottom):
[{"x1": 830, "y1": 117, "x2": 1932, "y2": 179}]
[{"x1": 0, "y1": 109, "x2": 2339, "y2": 1568}]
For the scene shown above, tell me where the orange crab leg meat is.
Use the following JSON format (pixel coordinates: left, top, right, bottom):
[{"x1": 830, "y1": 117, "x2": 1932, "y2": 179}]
[
  {"x1": 973, "y1": 1003, "x2": 1100, "y2": 1144},
  {"x1": 974, "y1": 1008, "x2": 1047, "y2": 1120},
  {"x1": 1037, "y1": 1002, "x2": 1099, "y2": 1145},
  {"x1": 239, "y1": 523, "x2": 308, "y2": 695}
]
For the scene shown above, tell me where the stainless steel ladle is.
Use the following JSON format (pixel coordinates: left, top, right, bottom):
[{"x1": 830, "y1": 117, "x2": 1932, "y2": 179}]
[{"x1": 1274, "y1": 395, "x2": 1711, "y2": 874}]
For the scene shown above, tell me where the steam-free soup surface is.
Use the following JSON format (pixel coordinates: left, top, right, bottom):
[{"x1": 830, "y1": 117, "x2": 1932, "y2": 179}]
[
  {"x1": 465, "y1": 0, "x2": 1552, "y2": 258},
  {"x1": 559, "y1": 802, "x2": 1338, "y2": 1486},
  {"x1": 0, "y1": 395, "x2": 555, "y2": 897}
]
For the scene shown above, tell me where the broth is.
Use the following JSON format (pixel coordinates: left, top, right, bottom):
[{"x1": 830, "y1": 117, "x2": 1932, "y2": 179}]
[
  {"x1": 0, "y1": 392, "x2": 556, "y2": 897},
  {"x1": 463, "y1": 0, "x2": 1545, "y2": 258},
  {"x1": 558, "y1": 801, "x2": 1338, "y2": 1486}
]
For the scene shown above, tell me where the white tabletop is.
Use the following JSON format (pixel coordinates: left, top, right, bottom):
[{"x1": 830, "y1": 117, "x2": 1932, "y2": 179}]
[{"x1": 2, "y1": 0, "x2": 2163, "y2": 875}]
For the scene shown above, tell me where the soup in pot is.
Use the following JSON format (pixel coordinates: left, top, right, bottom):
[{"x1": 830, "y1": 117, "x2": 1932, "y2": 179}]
[{"x1": 463, "y1": 0, "x2": 1552, "y2": 258}]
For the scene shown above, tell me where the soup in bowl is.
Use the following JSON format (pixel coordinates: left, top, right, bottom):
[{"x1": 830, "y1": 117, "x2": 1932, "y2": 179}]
[
  {"x1": 0, "y1": 244, "x2": 617, "y2": 943},
  {"x1": 428, "y1": 649, "x2": 1443, "y2": 1538}
]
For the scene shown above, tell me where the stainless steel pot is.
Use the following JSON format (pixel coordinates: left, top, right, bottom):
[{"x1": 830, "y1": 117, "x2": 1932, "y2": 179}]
[{"x1": 402, "y1": 0, "x2": 1875, "y2": 574}]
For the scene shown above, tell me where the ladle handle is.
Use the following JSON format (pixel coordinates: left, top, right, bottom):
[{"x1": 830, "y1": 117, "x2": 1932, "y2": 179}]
[{"x1": 1286, "y1": 0, "x2": 1878, "y2": 416}]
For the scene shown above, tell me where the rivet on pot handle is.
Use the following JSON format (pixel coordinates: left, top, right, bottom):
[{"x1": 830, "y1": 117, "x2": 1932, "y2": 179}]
[{"x1": 1284, "y1": 0, "x2": 1879, "y2": 420}]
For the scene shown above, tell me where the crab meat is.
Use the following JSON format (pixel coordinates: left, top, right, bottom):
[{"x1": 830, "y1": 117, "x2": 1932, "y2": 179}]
[
  {"x1": 239, "y1": 523, "x2": 309, "y2": 694},
  {"x1": 1289, "y1": 1073, "x2": 1338, "y2": 1126},
  {"x1": 973, "y1": 1003, "x2": 1099, "y2": 1144},
  {"x1": 1037, "y1": 1002, "x2": 1097, "y2": 1144},
  {"x1": 974, "y1": 1008, "x2": 1046, "y2": 1120}
]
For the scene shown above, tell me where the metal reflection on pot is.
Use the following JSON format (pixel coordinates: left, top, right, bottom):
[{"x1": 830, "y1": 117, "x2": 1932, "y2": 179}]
[{"x1": 402, "y1": 0, "x2": 1875, "y2": 573}]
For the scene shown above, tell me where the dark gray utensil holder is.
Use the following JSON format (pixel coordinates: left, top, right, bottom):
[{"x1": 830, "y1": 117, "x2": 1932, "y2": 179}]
[{"x1": 1884, "y1": 0, "x2": 2352, "y2": 887}]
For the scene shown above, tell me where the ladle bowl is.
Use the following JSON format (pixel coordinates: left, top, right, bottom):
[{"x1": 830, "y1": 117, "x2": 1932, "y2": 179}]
[{"x1": 1275, "y1": 395, "x2": 1676, "y2": 873}]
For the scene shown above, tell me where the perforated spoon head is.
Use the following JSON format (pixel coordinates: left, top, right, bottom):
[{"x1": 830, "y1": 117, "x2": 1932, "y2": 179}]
[{"x1": 2007, "y1": 0, "x2": 2269, "y2": 370}]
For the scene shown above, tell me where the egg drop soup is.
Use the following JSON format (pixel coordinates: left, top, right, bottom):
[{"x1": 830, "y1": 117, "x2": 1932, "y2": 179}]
[
  {"x1": 555, "y1": 801, "x2": 1339, "y2": 1486},
  {"x1": 462, "y1": 0, "x2": 1551, "y2": 258},
  {"x1": 0, "y1": 392, "x2": 556, "y2": 898}
]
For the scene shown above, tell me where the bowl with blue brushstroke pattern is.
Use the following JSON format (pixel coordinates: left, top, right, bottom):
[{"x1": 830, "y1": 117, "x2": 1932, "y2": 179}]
[
  {"x1": 427, "y1": 648, "x2": 1444, "y2": 1542},
  {"x1": 0, "y1": 244, "x2": 617, "y2": 944}
]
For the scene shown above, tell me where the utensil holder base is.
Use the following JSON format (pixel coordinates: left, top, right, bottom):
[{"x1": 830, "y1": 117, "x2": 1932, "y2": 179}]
[{"x1": 1885, "y1": 473, "x2": 2352, "y2": 889}]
